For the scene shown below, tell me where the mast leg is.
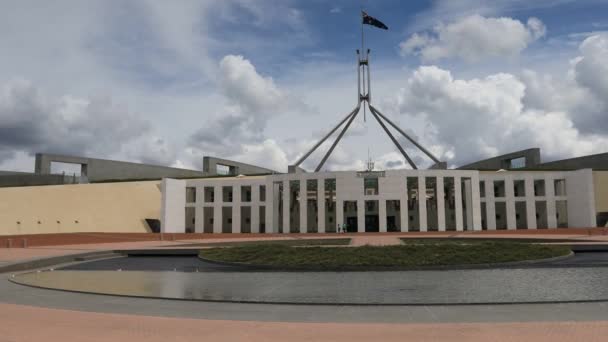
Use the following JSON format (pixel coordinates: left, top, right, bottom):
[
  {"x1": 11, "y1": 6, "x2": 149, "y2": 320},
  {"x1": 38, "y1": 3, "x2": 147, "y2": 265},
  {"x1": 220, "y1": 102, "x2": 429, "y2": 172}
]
[
  {"x1": 369, "y1": 104, "x2": 441, "y2": 164},
  {"x1": 315, "y1": 104, "x2": 361, "y2": 172},
  {"x1": 293, "y1": 104, "x2": 361, "y2": 167},
  {"x1": 369, "y1": 105, "x2": 418, "y2": 170}
]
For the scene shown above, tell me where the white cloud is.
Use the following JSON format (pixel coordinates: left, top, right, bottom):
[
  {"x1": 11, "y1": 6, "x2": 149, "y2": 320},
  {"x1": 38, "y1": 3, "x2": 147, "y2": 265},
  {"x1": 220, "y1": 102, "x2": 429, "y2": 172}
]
[
  {"x1": 400, "y1": 15, "x2": 546, "y2": 62},
  {"x1": 521, "y1": 34, "x2": 608, "y2": 134},
  {"x1": 187, "y1": 54, "x2": 310, "y2": 170},
  {"x1": 229, "y1": 139, "x2": 289, "y2": 172},
  {"x1": 219, "y1": 55, "x2": 289, "y2": 116},
  {"x1": 573, "y1": 34, "x2": 608, "y2": 101},
  {"x1": 0, "y1": 79, "x2": 152, "y2": 163},
  {"x1": 125, "y1": 136, "x2": 177, "y2": 167},
  {"x1": 392, "y1": 65, "x2": 608, "y2": 165}
]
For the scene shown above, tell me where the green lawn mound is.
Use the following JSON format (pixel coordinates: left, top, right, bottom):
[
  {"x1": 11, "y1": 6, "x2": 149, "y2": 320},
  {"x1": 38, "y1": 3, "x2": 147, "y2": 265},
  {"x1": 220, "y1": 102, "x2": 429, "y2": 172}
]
[
  {"x1": 192, "y1": 238, "x2": 351, "y2": 248},
  {"x1": 199, "y1": 241, "x2": 571, "y2": 269}
]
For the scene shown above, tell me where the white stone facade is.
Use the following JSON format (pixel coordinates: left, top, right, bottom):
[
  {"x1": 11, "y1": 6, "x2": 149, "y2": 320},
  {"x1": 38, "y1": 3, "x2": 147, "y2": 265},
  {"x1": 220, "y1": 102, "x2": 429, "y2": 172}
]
[{"x1": 161, "y1": 169, "x2": 596, "y2": 233}]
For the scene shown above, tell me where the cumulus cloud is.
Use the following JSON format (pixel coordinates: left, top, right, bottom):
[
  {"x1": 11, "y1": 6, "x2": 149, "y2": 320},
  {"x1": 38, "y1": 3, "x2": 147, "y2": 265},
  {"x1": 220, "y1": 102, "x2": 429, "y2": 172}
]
[
  {"x1": 187, "y1": 55, "x2": 309, "y2": 171},
  {"x1": 400, "y1": 15, "x2": 546, "y2": 62},
  {"x1": 228, "y1": 139, "x2": 289, "y2": 172},
  {"x1": 521, "y1": 34, "x2": 608, "y2": 134},
  {"x1": 219, "y1": 55, "x2": 291, "y2": 119},
  {"x1": 0, "y1": 79, "x2": 152, "y2": 163},
  {"x1": 392, "y1": 65, "x2": 608, "y2": 165},
  {"x1": 572, "y1": 34, "x2": 608, "y2": 102},
  {"x1": 125, "y1": 136, "x2": 177, "y2": 167}
]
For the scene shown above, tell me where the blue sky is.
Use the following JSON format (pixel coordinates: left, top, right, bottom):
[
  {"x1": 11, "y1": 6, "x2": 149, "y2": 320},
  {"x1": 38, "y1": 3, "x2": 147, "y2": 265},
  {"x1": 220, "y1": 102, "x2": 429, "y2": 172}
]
[{"x1": 0, "y1": 0, "x2": 607, "y2": 173}]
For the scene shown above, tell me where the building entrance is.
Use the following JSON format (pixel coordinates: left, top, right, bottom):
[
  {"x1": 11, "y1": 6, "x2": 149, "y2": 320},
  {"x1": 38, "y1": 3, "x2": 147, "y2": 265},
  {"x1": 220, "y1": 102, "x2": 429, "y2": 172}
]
[
  {"x1": 346, "y1": 217, "x2": 358, "y2": 232},
  {"x1": 365, "y1": 215, "x2": 379, "y2": 232}
]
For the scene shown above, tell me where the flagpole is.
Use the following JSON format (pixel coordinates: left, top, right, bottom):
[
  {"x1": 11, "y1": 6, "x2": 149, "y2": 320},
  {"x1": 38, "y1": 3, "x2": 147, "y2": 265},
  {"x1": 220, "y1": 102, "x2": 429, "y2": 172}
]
[
  {"x1": 360, "y1": 8, "x2": 366, "y2": 122},
  {"x1": 361, "y1": 8, "x2": 365, "y2": 55}
]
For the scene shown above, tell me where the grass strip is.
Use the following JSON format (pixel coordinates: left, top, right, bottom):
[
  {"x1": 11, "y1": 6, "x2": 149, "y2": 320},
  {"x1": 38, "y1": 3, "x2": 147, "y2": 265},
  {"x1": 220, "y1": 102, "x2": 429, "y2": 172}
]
[
  {"x1": 199, "y1": 241, "x2": 571, "y2": 269},
  {"x1": 188, "y1": 238, "x2": 351, "y2": 248}
]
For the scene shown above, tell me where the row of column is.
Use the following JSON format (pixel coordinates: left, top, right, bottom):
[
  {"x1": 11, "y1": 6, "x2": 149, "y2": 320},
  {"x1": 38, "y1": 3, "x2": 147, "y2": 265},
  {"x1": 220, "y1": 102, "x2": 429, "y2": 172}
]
[
  {"x1": 279, "y1": 176, "x2": 479, "y2": 233},
  {"x1": 481, "y1": 177, "x2": 559, "y2": 230},
  {"x1": 193, "y1": 184, "x2": 265, "y2": 234}
]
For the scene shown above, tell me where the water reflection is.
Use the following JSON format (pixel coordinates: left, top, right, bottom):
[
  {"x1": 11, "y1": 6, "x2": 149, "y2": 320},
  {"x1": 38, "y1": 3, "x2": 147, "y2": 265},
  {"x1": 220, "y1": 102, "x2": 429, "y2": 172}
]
[{"x1": 12, "y1": 267, "x2": 608, "y2": 304}]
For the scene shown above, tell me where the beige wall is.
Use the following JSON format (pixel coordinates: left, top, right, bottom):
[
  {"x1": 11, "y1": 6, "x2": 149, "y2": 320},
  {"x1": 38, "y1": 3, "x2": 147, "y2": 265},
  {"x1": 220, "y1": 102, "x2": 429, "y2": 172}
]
[
  {"x1": 594, "y1": 171, "x2": 608, "y2": 218},
  {"x1": 0, "y1": 181, "x2": 161, "y2": 235}
]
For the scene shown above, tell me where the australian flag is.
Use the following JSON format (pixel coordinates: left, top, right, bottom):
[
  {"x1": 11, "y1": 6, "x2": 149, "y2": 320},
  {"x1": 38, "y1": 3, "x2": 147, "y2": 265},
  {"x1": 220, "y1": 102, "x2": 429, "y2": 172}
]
[{"x1": 362, "y1": 11, "x2": 388, "y2": 30}]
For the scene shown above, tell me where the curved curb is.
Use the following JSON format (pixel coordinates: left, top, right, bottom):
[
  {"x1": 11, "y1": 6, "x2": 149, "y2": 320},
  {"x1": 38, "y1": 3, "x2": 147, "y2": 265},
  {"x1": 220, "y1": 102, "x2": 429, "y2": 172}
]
[
  {"x1": 8, "y1": 271, "x2": 608, "y2": 307},
  {"x1": 0, "y1": 251, "x2": 122, "y2": 274},
  {"x1": 197, "y1": 251, "x2": 575, "y2": 272}
]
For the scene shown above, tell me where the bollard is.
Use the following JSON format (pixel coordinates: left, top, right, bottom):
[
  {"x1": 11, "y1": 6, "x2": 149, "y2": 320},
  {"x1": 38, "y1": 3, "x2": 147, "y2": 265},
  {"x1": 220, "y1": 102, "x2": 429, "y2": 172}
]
[
  {"x1": 6, "y1": 239, "x2": 12, "y2": 248},
  {"x1": 22, "y1": 238, "x2": 27, "y2": 248}
]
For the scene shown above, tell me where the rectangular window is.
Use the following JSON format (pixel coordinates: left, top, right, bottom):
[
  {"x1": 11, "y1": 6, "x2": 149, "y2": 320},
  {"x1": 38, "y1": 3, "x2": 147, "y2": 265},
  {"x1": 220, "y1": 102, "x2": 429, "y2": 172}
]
[
  {"x1": 509, "y1": 157, "x2": 526, "y2": 169},
  {"x1": 495, "y1": 202, "x2": 507, "y2": 230},
  {"x1": 534, "y1": 179, "x2": 545, "y2": 196},
  {"x1": 364, "y1": 177, "x2": 379, "y2": 195},
  {"x1": 216, "y1": 164, "x2": 231, "y2": 175},
  {"x1": 494, "y1": 180, "x2": 505, "y2": 198},
  {"x1": 425, "y1": 177, "x2": 438, "y2": 231},
  {"x1": 186, "y1": 187, "x2": 196, "y2": 203},
  {"x1": 185, "y1": 207, "x2": 195, "y2": 232},
  {"x1": 204, "y1": 187, "x2": 214, "y2": 203},
  {"x1": 223, "y1": 186, "x2": 233, "y2": 202},
  {"x1": 556, "y1": 200, "x2": 568, "y2": 227},
  {"x1": 241, "y1": 186, "x2": 252, "y2": 202},
  {"x1": 444, "y1": 177, "x2": 456, "y2": 230},
  {"x1": 325, "y1": 179, "x2": 336, "y2": 232},
  {"x1": 554, "y1": 179, "x2": 566, "y2": 196},
  {"x1": 479, "y1": 181, "x2": 485, "y2": 198},
  {"x1": 513, "y1": 180, "x2": 525, "y2": 197},
  {"x1": 259, "y1": 185, "x2": 266, "y2": 202}
]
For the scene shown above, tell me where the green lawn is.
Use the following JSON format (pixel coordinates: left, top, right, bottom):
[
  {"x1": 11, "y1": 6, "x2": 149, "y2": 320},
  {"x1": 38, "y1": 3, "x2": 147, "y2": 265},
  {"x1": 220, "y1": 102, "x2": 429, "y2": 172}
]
[
  {"x1": 400, "y1": 237, "x2": 584, "y2": 244},
  {"x1": 185, "y1": 238, "x2": 351, "y2": 248},
  {"x1": 199, "y1": 240, "x2": 571, "y2": 269}
]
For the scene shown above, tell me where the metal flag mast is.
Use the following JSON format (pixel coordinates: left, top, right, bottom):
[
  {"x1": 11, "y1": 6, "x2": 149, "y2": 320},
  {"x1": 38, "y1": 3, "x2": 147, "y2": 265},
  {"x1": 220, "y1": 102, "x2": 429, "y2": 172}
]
[{"x1": 289, "y1": 11, "x2": 445, "y2": 173}]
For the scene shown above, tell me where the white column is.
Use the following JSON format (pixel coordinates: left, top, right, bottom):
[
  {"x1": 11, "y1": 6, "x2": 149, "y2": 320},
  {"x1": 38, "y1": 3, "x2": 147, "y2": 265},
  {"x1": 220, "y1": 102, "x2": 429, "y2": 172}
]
[
  {"x1": 464, "y1": 179, "x2": 474, "y2": 230},
  {"x1": 436, "y1": 176, "x2": 446, "y2": 231},
  {"x1": 268, "y1": 181, "x2": 278, "y2": 234},
  {"x1": 566, "y1": 169, "x2": 597, "y2": 228},
  {"x1": 194, "y1": 186, "x2": 205, "y2": 233},
  {"x1": 471, "y1": 174, "x2": 482, "y2": 231},
  {"x1": 213, "y1": 185, "x2": 222, "y2": 233},
  {"x1": 379, "y1": 199, "x2": 387, "y2": 233},
  {"x1": 299, "y1": 178, "x2": 307, "y2": 233},
  {"x1": 454, "y1": 177, "x2": 463, "y2": 231},
  {"x1": 418, "y1": 175, "x2": 428, "y2": 232},
  {"x1": 318, "y1": 179, "x2": 326, "y2": 233},
  {"x1": 524, "y1": 176, "x2": 537, "y2": 229},
  {"x1": 336, "y1": 199, "x2": 344, "y2": 231},
  {"x1": 283, "y1": 180, "x2": 291, "y2": 233},
  {"x1": 401, "y1": 179, "x2": 409, "y2": 232},
  {"x1": 546, "y1": 176, "x2": 558, "y2": 228},
  {"x1": 160, "y1": 178, "x2": 186, "y2": 233},
  {"x1": 357, "y1": 199, "x2": 365, "y2": 233},
  {"x1": 233, "y1": 185, "x2": 241, "y2": 234},
  {"x1": 505, "y1": 177, "x2": 516, "y2": 230},
  {"x1": 251, "y1": 185, "x2": 260, "y2": 233},
  {"x1": 485, "y1": 179, "x2": 496, "y2": 230}
]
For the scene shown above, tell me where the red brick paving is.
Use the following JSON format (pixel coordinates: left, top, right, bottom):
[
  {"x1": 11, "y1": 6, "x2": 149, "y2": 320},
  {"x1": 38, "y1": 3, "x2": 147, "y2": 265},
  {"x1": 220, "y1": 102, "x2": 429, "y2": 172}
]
[
  {"x1": 0, "y1": 303, "x2": 607, "y2": 342},
  {"x1": 2, "y1": 228, "x2": 608, "y2": 248}
]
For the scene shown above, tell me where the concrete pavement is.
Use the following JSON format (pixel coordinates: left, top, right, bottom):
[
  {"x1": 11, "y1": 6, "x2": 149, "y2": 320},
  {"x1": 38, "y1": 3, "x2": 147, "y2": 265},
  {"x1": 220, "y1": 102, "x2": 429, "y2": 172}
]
[{"x1": 1, "y1": 303, "x2": 608, "y2": 342}]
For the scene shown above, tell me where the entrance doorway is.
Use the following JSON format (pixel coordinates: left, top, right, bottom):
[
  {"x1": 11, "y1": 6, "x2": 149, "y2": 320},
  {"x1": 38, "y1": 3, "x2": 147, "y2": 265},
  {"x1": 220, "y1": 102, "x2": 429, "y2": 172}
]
[
  {"x1": 346, "y1": 217, "x2": 358, "y2": 232},
  {"x1": 365, "y1": 215, "x2": 379, "y2": 232}
]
